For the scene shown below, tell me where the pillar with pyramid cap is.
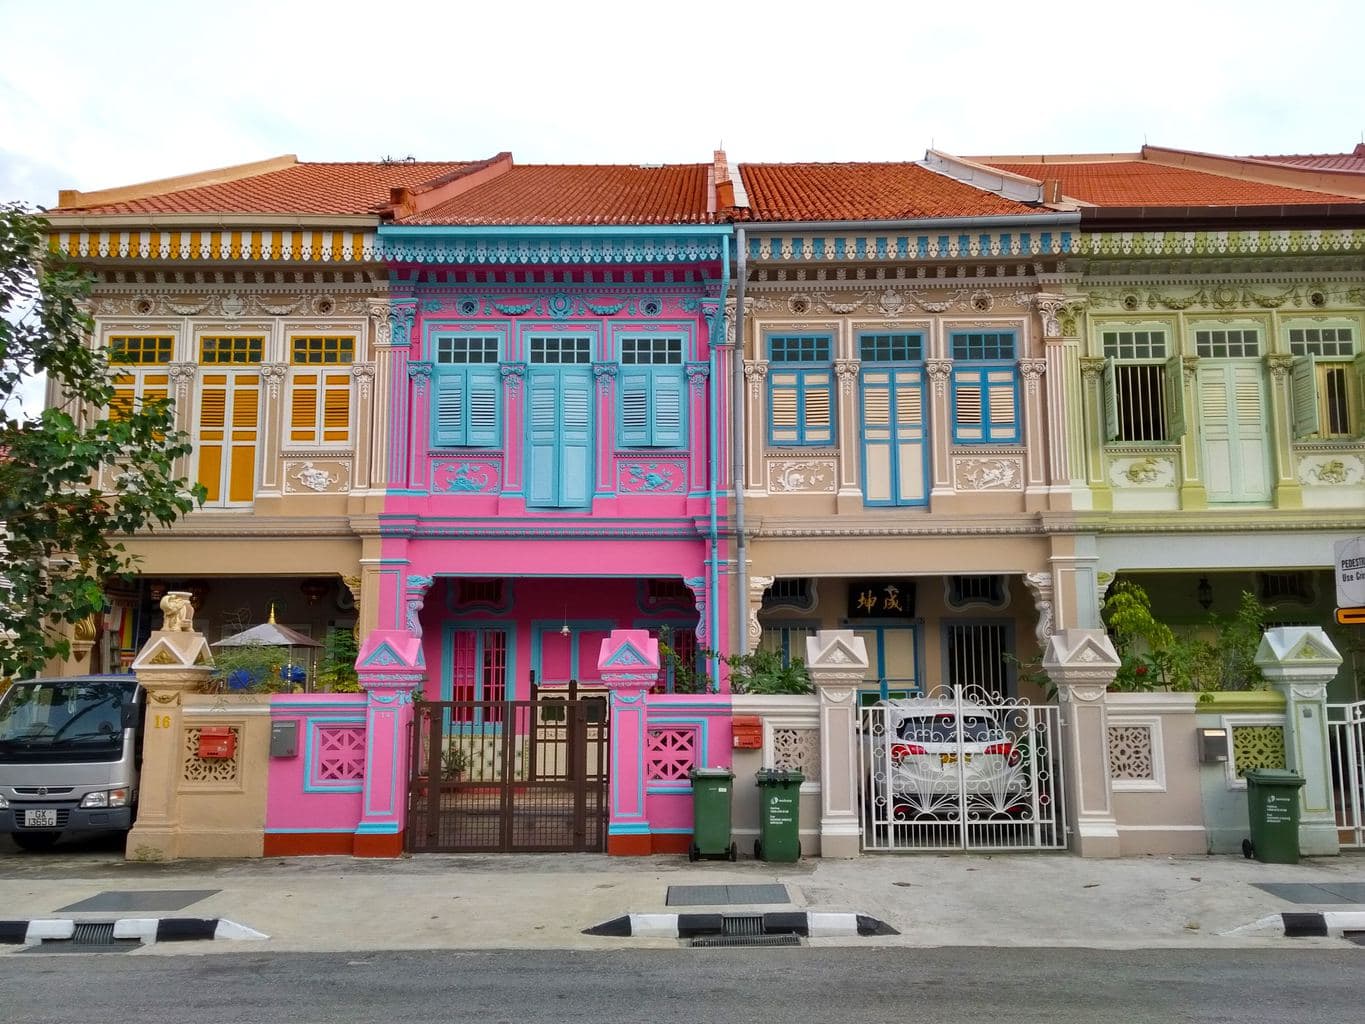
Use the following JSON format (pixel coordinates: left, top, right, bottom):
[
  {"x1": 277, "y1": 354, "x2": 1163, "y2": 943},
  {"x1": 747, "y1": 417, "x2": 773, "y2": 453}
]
[
  {"x1": 1255, "y1": 627, "x2": 1342, "y2": 857},
  {"x1": 598, "y1": 629, "x2": 660, "y2": 855},
  {"x1": 807, "y1": 629, "x2": 870, "y2": 858}
]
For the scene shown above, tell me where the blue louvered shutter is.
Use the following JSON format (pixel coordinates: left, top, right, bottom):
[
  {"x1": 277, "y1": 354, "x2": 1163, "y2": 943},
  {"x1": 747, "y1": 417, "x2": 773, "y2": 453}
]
[
  {"x1": 619, "y1": 370, "x2": 650, "y2": 447},
  {"x1": 466, "y1": 367, "x2": 500, "y2": 447},
  {"x1": 652, "y1": 370, "x2": 684, "y2": 448},
  {"x1": 982, "y1": 367, "x2": 1019, "y2": 442},
  {"x1": 558, "y1": 369, "x2": 593, "y2": 508},
  {"x1": 433, "y1": 372, "x2": 465, "y2": 446},
  {"x1": 526, "y1": 370, "x2": 558, "y2": 507}
]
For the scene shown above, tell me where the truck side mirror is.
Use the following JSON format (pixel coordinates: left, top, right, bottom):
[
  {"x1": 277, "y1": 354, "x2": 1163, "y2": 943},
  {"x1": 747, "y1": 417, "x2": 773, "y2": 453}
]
[{"x1": 120, "y1": 704, "x2": 139, "y2": 731}]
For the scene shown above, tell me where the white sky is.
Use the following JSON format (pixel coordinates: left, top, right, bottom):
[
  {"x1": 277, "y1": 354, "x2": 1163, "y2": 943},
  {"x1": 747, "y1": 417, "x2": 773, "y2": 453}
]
[{"x1": 3, "y1": 0, "x2": 1364, "y2": 415}]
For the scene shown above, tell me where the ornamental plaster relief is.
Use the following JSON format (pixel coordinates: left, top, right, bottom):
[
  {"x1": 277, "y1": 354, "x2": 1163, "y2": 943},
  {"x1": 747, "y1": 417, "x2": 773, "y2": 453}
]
[
  {"x1": 1086, "y1": 284, "x2": 1365, "y2": 315},
  {"x1": 284, "y1": 460, "x2": 352, "y2": 494},
  {"x1": 1110, "y1": 455, "x2": 1178, "y2": 489},
  {"x1": 767, "y1": 459, "x2": 838, "y2": 493},
  {"x1": 91, "y1": 290, "x2": 376, "y2": 319},
  {"x1": 753, "y1": 285, "x2": 1036, "y2": 317},
  {"x1": 1297, "y1": 454, "x2": 1365, "y2": 487},
  {"x1": 952, "y1": 456, "x2": 1023, "y2": 491}
]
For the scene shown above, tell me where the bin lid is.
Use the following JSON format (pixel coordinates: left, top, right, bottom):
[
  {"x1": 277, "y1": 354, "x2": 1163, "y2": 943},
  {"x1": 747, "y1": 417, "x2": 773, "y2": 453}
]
[
  {"x1": 756, "y1": 768, "x2": 805, "y2": 784},
  {"x1": 1244, "y1": 767, "x2": 1306, "y2": 787},
  {"x1": 689, "y1": 767, "x2": 735, "y2": 779}
]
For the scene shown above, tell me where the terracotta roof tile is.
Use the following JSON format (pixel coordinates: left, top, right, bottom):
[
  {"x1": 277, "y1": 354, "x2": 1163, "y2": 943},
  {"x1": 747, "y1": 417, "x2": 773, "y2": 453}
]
[
  {"x1": 398, "y1": 164, "x2": 714, "y2": 225},
  {"x1": 984, "y1": 159, "x2": 1362, "y2": 206},
  {"x1": 60, "y1": 161, "x2": 480, "y2": 216},
  {"x1": 736, "y1": 162, "x2": 1039, "y2": 222},
  {"x1": 1246, "y1": 144, "x2": 1365, "y2": 174}
]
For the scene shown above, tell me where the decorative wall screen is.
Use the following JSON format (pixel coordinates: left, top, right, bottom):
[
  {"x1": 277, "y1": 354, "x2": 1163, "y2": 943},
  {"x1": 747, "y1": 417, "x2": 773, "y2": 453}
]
[
  {"x1": 181, "y1": 726, "x2": 241, "y2": 785},
  {"x1": 646, "y1": 725, "x2": 699, "y2": 783},
  {"x1": 313, "y1": 724, "x2": 366, "y2": 785}
]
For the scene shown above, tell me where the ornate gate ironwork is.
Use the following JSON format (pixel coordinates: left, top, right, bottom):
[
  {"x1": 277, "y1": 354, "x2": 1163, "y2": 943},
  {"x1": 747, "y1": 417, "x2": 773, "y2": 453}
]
[
  {"x1": 407, "y1": 696, "x2": 609, "y2": 853},
  {"x1": 858, "y1": 685, "x2": 1065, "y2": 851},
  {"x1": 1328, "y1": 700, "x2": 1365, "y2": 849}
]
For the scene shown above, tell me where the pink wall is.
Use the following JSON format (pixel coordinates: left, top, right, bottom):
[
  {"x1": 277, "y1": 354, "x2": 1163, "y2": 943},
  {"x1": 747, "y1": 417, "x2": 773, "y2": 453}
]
[
  {"x1": 645, "y1": 694, "x2": 734, "y2": 836},
  {"x1": 266, "y1": 694, "x2": 368, "y2": 835}
]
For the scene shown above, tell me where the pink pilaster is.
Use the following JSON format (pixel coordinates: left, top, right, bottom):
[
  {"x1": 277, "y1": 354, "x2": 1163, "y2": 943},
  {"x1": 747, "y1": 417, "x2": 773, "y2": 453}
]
[
  {"x1": 354, "y1": 629, "x2": 425, "y2": 857},
  {"x1": 598, "y1": 629, "x2": 660, "y2": 855}
]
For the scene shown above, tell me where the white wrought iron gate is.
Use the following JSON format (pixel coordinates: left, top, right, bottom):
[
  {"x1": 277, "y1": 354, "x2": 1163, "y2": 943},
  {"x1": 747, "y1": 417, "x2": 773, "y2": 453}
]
[
  {"x1": 1328, "y1": 700, "x2": 1365, "y2": 849},
  {"x1": 858, "y1": 685, "x2": 1064, "y2": 851}
]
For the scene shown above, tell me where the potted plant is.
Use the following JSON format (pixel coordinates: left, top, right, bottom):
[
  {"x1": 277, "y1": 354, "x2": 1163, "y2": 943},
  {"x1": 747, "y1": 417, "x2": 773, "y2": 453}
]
[{"x1": 441, "y1": 744, "x2": 470, "y2": 782}]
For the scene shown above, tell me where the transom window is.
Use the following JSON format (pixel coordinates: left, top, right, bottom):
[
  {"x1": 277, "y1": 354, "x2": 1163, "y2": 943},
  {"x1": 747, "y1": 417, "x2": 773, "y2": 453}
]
[
  {"x1": 200, "y1": 336, "x2": 264, "y2": 364},
  {"x1": 1195, "y1": 329, "x2": 1259, "y2": 358},
  {"x1": 1289, "y1": 327, "x2": 1354, "y2": 357},
  {"x1": 1102, "y1": 330, "x2": 1167, "y2": 361},
  {"x1": 529, "y1": 336, "x2": 592, "y2": 364},
  {"x1": 108, "y1": 335, "x2": 172, "y2": 365},
  {"x1": 435, "y1": 336, "x2": 499, "y2": 364},
  {"x1": 951, "y1": 333, "x2": 1015, "y2": 361},
  {"x1": 859, "y1": 333, "x2": 923, "y2": 362},
  {"x1": 620, "y1": 337, "x2": 683, "y2": 364},
  {"x1": 290, "y1": 336, "x2": 355, "y2": 365},
  {"x1": 770, "y1": 335, "x2": 831, "y2": 363}
]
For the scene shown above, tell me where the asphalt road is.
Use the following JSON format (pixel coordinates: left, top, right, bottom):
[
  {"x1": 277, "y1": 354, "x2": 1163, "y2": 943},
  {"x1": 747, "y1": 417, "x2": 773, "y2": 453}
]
[{"x1": 1, "y1": 947, "x2": 1360, "y2": 1024}]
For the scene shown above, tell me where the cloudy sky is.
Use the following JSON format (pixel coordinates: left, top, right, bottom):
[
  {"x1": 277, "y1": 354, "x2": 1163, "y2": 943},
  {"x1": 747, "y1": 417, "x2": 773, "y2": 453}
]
[{"x1": 3, "y1": 0, "x2": 1363, "y2": 413}]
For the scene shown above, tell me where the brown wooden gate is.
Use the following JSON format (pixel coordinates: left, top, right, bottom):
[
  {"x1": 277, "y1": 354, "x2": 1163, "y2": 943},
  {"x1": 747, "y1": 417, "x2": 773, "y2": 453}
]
[{"x1": 407, "y1": 696, "x2": 609, "y2": 853}]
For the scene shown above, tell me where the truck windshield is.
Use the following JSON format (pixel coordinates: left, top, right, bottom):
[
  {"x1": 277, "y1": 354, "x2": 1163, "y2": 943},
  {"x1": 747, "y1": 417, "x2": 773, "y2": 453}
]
[{"x1": 0, "y1": 681, "x2": 137, "y2": 764}]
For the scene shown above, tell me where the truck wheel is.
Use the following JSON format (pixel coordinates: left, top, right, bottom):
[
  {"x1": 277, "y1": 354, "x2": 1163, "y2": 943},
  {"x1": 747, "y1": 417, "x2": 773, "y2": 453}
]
[
  {"x1": 13, "y1": 832, "x2": 60, "y2": 852},
  {"x1": 1241, "y1": 838, "x2": 1254, "y2": 860},
  {"x1": 688, "y1": 842, "x2": 700, "y2": 862}
]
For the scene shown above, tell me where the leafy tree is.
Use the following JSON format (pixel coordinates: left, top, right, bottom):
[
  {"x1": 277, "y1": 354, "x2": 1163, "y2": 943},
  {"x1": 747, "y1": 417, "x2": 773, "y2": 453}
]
[
  {"x1": 315, "y1": 626, "x2": 361, "y2": 692},
  {"x1": 0, "y1": 204, "x2": 202, "y2": 678}
]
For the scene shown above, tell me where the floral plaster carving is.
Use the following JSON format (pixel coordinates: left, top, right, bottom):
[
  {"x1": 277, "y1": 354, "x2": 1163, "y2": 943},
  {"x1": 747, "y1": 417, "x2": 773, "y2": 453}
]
[
  {"x1": 285, "y1": 460, "x2": 349, "y2": 494},
  {"x1": 432, "y1": 460, "x2": 499, "y2": 493},
  {"x1": 499, "y1": 363, "x2": 527, "y2": 394},
  {"x1": 834, "y1": 360, "x2": 860, "y2": 397},
  {"x1": 260, "y1": 363, "x2": 288, "y2": 399},
  {"x1": 350, "y1": 363, "x2": 375, "y2": 400},
  {"x1": 1022, "y1": 571, "x2": 1055, "y2": 647},
  {"x1": 593, "y1": 362, "x2": 618, "y2": 393},
  {"x1": 744, "y1": 360, "x2": 769, "y2": 400},
  {"x1": 925, "y1": 360, "x2": 952, "y2": 398},
  {"x1": 747, "y1": 575, "x2": 774, "y2": 644},
  {"x1": 685, "y1": 362, "x2": 710, "y2": 394},
  {"x1": 1298, "y1": 455, "x2": 1363, "y2": 486},
  {"x1": 768, "y1": 459, "x2": 837, "y2": 493},
  {"x1": 954, "y1": 457, "x2": 1022, "y2": 491},
  {"x1": 619, "y1": 461, "x2": 687, "y2": 493},
  {"x1": 1111, "y1": 456, "x2": 1176, "y2": 488}
]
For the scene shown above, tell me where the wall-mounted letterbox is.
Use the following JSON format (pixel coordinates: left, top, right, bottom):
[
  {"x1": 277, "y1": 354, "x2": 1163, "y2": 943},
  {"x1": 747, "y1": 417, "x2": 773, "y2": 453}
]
[
  {"x1": 197, "y1": 726, "x2": 237, "y2": 760},
  {"x1": 732, "y1": 716, "x2": 763, "y2": 749},
  {"x1": 270, "y1": 720, "x2": 299, "y2": 758},
  {"x1": 1198, "y1": 727, "x2": 1228, "y2": 764}
]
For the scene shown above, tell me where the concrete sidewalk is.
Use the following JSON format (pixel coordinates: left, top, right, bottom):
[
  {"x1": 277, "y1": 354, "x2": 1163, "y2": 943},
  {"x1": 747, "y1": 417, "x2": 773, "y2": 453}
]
[{"x1": 1, "y1": 847, "x2": 1363, "y2": 953}]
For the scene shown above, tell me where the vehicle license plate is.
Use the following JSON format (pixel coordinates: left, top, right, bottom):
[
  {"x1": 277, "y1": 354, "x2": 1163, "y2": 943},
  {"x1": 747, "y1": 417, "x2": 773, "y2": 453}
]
[
  {"x1": 23, "y1": 809, "x2": 58, "y2": 828},
  {"x1": 940, "y1": 753, "x2": 971, "y2": 765}
]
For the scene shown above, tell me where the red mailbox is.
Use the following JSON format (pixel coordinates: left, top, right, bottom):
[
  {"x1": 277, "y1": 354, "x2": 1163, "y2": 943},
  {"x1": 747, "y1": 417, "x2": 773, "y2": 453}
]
[
  {"x1": 197, "y1": 727, "x2": 236, "y2": 760},
  {"x1": 732, "y1": 715, "x2": 763, "y2": 749}
]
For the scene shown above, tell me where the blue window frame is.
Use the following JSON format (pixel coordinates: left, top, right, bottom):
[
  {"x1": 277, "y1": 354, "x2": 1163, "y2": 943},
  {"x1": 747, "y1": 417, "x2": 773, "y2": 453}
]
[
  {"x1": 859, "y1": 332, "x2": 927, "y2": 506},
  {"x1": 431, "y1": 335, "x2": 500, "y2": 448},
  {"x1": 950, "y1": 331, "x2": 1019, "y2": 444},
  {"x1": 527, "y1": 336, "x2": 594, "y2": 509},
  {"x1": 767, "y1": 334, "x2": 834, "y2": 446},
  {"x1": 618, "y1": 336, "x2": 685, "y2": 448}
]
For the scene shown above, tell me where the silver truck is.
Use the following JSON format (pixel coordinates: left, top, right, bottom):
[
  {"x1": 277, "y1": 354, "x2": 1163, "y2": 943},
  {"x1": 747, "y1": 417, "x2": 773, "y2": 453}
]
[{"x1": 0, "y1": 674, "x2": 144, "y2": 851}]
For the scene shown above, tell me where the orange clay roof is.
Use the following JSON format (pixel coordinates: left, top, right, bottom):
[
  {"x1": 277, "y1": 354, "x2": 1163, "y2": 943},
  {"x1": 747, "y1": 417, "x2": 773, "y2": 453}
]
[
  {"x1": 982, "y1": 158, "x2": 1361, "y2": 206},
  {"x1": 57, "y1": 161, "x2": 482, "y2": 216},
  {"x1": 1246, "y1": 144, "x2": 1365, "y2": 174},
  {"x1": 396, "y1": 163, "x2": 715, "y2": 225},
  {"x1": 735, "y1": 162, "x2": 1040, "y2": 221}
]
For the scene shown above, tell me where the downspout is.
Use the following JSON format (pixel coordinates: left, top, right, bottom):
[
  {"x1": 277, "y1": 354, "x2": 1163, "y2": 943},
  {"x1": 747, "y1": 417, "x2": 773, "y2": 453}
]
[
  {"x1": 707, "y1": 237, "x2": 730, "y2": 691},
  {"x1": 731, "y1": 226, "x2": 749, "y2": 655}
]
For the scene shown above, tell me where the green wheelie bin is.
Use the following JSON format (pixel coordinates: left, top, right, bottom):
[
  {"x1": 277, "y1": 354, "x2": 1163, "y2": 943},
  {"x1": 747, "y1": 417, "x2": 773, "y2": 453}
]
[
  {"x1": 754, "y1": 768, "x2": 804, "y2": 862},
  {"x1": 1243, "y1": 767, "x2": 1305, "y2": 864},
  {"x1": 689, "y1": 767, "x2": 737, "y2": 861}
]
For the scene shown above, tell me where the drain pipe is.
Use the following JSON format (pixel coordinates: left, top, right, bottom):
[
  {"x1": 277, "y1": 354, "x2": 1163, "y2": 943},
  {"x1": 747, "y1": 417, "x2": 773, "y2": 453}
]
[
  {"x1": 731, "y1": 226, "x2": 749, "y2": 655},
  {"x1": 706, "y1": 238, "x2": 730, "y2": 691}
]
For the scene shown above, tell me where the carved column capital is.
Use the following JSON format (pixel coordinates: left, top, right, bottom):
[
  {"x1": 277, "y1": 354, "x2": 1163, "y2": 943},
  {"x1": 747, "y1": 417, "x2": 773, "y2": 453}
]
[
  {"x1": 1266, "y1": 353, "x2": 1294, "y2": 381},
  {"x1": 500, "y1": 362, "x2": 527, "y2": 394},
  {"x1": 406, "y1": 360, "x2": 433, "y2": 395},
  {"x1": 1079, "y1": 356, "x2": 1106, "y2": 383},
  {"x1": 925, "y1": 359, "x2": 952, "y2": 398},
  {"x1": 351, "y1": 363, "x2": 376, "y2": 400},
  {"x1": 834, "y1": 359, "x2": 860, "y2": 397},
  {"x1": 260, "y1": 363, "x2": 288, "y2": 399},
  {"x1": 1022, "y1": 571, "x2": 1055, "y2": 648},
  {"x1": 743, "y1": 360, "x2": 769, "y2": 400},
  {"x1": 685, "y1": 361, "x2": 710, "y2": 394}
]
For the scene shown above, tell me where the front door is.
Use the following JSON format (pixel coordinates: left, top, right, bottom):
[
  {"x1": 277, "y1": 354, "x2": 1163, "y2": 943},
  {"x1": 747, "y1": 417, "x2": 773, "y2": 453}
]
[
  {"x1": 526, "y1": 336, "x2": 594, "y2": 510},
  {"x1": 1197, "y1": 360, "x2": 1271, "y2": 503}
]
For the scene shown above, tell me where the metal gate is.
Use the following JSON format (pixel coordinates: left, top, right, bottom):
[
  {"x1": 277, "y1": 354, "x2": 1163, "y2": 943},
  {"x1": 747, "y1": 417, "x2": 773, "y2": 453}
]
[
  {"x1": 858, "y1": 685, "x2": 1064, "y2": 851},
  {"x1": 407, "y1": 696, "x2": 609, "y2": 853},
  {"x1": 1328, "y1": 700, "x2": 1365, "y2": 849}
]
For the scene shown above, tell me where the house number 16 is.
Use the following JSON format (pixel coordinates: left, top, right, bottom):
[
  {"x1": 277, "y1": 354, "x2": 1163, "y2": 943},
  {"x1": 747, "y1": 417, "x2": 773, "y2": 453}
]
[{"x1": 153, "y1": 714, "x2": 172, "y2": 729}]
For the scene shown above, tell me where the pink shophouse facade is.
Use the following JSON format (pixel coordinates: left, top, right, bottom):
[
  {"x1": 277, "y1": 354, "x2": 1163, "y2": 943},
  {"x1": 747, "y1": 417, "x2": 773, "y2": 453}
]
[{"x1": 352, "y1": 158, "x2": 736, "y2": 854}]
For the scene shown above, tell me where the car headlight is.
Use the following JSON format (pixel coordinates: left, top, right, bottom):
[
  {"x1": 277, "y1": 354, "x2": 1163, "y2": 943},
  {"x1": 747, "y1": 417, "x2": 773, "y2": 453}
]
[{"x1": 79, "y1": 789, "x2": 130, "y2": 809}]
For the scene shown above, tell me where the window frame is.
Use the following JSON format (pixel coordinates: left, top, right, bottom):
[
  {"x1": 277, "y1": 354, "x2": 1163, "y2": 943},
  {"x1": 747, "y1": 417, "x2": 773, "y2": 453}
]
[
  {"x1": 286, "y1": 334, "x2": 356, "y2": 447},
  {"x1": 429, "y1": 333, "x2": 503, "y2": 450},
  {"x1": 1285, "y1": 320, "x2": 1362, "y2": 439},
  {"x1": 617, "y1": 335, "x2": 687, "y2": 449},
  {"x1": 766, "y1": 333, "x2": 835, "y2": 447},
  {"x1": 1097, "y1": 325, "x2": 1181, "y2": 444},
  {"x1": 948, "y1": 330, "x2": 1020, "y2": 445}
]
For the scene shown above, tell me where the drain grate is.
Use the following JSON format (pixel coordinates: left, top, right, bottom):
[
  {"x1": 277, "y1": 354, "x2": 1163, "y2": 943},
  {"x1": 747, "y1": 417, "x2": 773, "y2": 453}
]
[
  {"x1": 691, "y1": 934, "x2": 801, "y2": 947},
  {"x1": 72, "y1": 922, "x2": 117, "y2": 944},
  {"x1": 25, "y1": 921, "x2": 140, "y2": 955},
  {"x1": 723, "y1": 915, "x2": 764, "y2": 937}
]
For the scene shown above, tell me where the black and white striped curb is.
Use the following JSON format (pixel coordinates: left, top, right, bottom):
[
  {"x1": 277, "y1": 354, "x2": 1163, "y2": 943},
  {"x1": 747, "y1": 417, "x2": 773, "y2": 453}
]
[
  {"x1": 585, "y1": 912, "x2": 897, "y2": 938},
  {"x1": 0, "y1": 918, "x2": 267, "y2": 945},
  {"x1": 1233, "y1": 911, "x2": 1365, "y2": 938}
]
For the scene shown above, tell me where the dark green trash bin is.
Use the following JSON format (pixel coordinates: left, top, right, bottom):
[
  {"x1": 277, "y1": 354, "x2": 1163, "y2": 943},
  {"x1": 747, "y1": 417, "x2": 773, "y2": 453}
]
[
  {"x1": 1244, "y1": 767, "x2": 1305, "y2": 864},
  {"x1": 689, "y1": 767, "x2": 736, "y2": 862},
  {"x1": 754, "y1": 768, "x2": 804, "y2": 862}
]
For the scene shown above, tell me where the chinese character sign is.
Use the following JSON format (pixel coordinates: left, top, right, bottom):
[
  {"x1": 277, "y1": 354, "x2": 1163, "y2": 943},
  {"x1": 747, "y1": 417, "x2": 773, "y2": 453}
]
[{"x1": 847, "y1": 579, "x2": 916, "y2": 619}]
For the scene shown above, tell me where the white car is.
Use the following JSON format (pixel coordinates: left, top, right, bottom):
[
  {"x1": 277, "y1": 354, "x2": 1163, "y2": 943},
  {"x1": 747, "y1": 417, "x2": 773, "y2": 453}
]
[{"x1": 867, "y1": 700, "x2": 1031, "y2": 819}]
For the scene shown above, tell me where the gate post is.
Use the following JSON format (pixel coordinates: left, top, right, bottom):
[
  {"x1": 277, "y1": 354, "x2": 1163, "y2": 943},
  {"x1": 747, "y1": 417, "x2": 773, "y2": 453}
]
[
  {"x1": 1255, "y1": 627, "x2": 1342, "y2": 857},
  {"x1": 598, "y1": 629, "x2": 659, "y2": 855},
  {"x1": 127, "y1": 592, "x2": 215, "y2": 861},
  {"x1": 1042, "y1": 628, "x2": 1121, "y2": 858},
  {"x1": 807, "y1": 630, "x2": 869, "y2": 858},
  {"x1": 354, "y1": 630, "x2": 425, "y2": 857}
]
